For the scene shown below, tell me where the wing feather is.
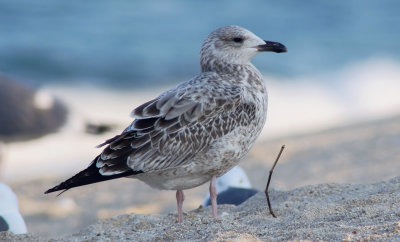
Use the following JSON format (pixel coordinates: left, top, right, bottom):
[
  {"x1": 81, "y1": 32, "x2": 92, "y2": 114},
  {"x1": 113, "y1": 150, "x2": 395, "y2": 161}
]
[{"x1": 95, "y1": 73, "x2": 257, "y2": 175}]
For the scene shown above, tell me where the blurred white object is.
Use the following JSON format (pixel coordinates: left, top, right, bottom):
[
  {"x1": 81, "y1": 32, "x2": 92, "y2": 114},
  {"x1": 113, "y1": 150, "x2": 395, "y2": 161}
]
[
  {"x1": 0, "y1": 182, "x2": 27, "y2": 234},
  {"x1": 33, "y1": 89, "x2": 54, "y2": 110},
  {"x1": 202, "y1": 166, "x2": 253, "y2": 207}
]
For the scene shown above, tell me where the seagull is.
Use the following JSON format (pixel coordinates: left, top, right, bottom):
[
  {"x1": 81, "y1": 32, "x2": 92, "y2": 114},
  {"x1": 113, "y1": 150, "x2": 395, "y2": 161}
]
[{"x1": 45, "y1": 25, "x2": 287, "y2": 222}]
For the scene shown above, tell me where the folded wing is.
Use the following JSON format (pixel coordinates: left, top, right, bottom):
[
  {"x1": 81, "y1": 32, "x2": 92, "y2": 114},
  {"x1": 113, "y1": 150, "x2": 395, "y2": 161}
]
[{"x1": 97, "y1": 74, "x2": 256, "y2": 175}]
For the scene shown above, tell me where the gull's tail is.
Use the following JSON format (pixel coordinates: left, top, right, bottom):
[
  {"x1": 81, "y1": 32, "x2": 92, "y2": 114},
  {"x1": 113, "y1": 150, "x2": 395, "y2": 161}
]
[{"x1": 44, "y1": 155, "x2": 140, "y2": 195}]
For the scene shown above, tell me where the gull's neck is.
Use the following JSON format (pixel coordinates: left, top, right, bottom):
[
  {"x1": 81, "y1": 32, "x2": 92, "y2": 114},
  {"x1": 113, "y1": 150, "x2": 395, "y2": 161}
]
[
  {"x1": 200, "y1": 58, "x2": 265, "y2": 91},
  {"x1": 201, "y1": 58, "x2": 253, "y2": 74}
]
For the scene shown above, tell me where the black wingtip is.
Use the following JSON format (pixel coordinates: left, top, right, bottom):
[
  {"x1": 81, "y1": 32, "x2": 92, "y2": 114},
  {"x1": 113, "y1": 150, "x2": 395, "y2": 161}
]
[
  {"x1": 44, "y1": 158, "x2": 142, "y2": 196},
  {"x1": 44, "y1": 188, "x2": 56, "y2": 194},
  {"x1": 44, "y1": 188, "x2": 54, "y2": 194},
  {"x1": 44, "y1": 185, "x2": 63, "y2": 194}
]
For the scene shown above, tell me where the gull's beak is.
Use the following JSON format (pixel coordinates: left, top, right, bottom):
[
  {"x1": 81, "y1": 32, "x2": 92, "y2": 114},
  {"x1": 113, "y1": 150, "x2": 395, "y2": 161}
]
[{"x1": 257, "y1": 40, "x2": 287, "y2": 53}]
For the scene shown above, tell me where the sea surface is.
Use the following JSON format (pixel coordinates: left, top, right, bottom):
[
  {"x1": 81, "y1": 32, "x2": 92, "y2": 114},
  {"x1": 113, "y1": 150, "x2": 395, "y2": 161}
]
[{"x1": 1, "y1": 0, "x2": 400, "y2": 88}]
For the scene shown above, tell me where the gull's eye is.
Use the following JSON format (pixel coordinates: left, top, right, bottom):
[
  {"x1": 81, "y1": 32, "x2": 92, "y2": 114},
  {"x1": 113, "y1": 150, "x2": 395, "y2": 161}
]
[{"x1": 233, "y1": 37, "x2": 244, "y2": 43}]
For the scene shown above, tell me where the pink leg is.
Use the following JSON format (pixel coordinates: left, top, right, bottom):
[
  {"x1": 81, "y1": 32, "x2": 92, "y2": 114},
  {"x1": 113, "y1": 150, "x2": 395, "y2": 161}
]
[
  {"x1": 209, "y1": 176, "x2": 218, "y2": 218},
  {"x1": 176, "y1": 190, "x2": 185, "y2": 223}
]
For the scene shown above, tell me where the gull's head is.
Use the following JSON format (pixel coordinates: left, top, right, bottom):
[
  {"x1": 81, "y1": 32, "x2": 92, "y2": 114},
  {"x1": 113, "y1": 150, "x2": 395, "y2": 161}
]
[{"x1": 200, "y1": 25, "x2": 287, "y2": 69}]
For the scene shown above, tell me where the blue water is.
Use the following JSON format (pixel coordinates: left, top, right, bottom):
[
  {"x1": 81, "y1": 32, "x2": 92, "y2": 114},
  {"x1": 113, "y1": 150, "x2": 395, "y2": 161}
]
[{"x1": 1, "y1": 1, "x2": 399, "y2": 88}]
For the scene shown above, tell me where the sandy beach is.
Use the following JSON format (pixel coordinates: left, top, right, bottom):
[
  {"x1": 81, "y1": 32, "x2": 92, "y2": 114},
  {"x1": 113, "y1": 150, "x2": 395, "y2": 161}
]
[
  {"x1": 2, "y1": 110, "x2": 400, "y2": 240},
  {"x1": 3, "y1": 176, "x2": 400, "y2": 241}
]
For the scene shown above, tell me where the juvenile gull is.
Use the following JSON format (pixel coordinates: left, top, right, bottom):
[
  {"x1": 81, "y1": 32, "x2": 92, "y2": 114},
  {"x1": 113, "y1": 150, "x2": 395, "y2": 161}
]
[{"x1": 45, "y1": 25, "x2": 287, "y2": 222}]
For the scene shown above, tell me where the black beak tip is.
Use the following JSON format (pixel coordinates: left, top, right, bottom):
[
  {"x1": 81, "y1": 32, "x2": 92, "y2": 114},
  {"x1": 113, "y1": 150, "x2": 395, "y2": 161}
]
[
  {"x1": 259, "y1": 40, "x2": 288, "y2": 53},
  {"x1": 276, "y1": 46, "x2": 288, "y2": 53}
]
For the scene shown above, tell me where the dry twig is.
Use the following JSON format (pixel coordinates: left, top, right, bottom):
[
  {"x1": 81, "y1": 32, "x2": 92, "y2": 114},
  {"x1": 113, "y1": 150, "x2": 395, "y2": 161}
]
[{"x1": 265, "y1": 145, "x2": 285, "y2": 218}]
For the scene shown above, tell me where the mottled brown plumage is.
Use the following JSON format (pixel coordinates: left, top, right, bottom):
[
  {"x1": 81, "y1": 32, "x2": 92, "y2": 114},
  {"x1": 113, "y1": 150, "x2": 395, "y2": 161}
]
[{"x1": 45, "y1": 25, "x2": 287, "y2": 222}]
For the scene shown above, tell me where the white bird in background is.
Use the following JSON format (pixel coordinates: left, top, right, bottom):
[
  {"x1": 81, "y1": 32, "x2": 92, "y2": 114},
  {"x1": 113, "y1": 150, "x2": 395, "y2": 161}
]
[
  {"x1": 45, "y1": 25, "x2": 287, "y2": 222},
  {"x1": 0, "y1": 182, "x2": 27, "y2": 234},
  {"x1": 202, "y1": 166, "x2": 258, "y2": 207}
]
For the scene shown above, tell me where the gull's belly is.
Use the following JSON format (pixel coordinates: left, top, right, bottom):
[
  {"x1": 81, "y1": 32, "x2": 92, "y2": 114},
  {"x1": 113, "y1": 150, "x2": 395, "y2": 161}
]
[{"x1": 135, "y1": 114, "x2": 265, "y2": 190}]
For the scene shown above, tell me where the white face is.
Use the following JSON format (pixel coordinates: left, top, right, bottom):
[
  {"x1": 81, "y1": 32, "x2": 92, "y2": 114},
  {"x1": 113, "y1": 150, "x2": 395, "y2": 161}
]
[{"x1": 201, "y1": 26, "x2": 266, "y2": 65}]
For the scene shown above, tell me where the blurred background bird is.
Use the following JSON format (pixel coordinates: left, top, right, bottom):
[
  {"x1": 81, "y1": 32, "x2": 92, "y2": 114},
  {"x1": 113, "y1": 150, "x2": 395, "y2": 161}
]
[{"x1": 202, "y1": 166, "x2": 258, "y2": 207}]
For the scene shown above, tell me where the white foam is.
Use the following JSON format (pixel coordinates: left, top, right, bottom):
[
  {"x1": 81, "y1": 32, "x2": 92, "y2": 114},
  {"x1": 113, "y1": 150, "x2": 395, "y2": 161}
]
[{"x1": 263, "y1": 57, "x2": 400, "y2": 138}]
